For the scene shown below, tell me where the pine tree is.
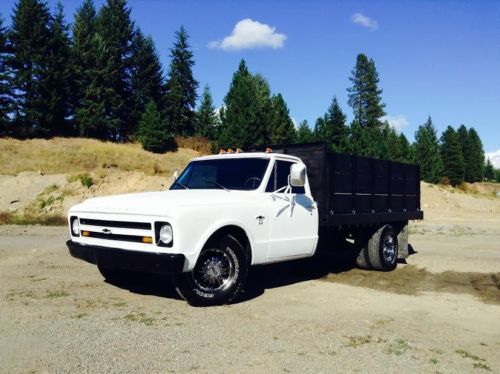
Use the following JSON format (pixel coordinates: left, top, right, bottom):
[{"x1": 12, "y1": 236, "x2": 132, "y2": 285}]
[
  {"x1": 218, "y1": 60, "x2": 272, "y2": 149},
  {"x1": 130, "y1": 28, "x2": 165, "y2": 129},
  {"x1": 484, "y1": 158, "x2": 494, "y2": 181},
  {"x1": 295, "y1": 120, "x2": 315, "y2": 143},
  {"x1": 326, "y1": 97, "x2": 348, "y2": 151},
  {"x1": 164, "y1": 26, "x2": 198, "y2": 136},
  {"x1": 349, "y1": 120, "x2": 387, "y2": 159},
  {"x1": 347, "y1": 53, "x2": 386, "y2": 128},
  {"x1": 250, "y1": 73, "x2": 272, "y2": 145},
  {"x1": 195, "y1": 84, "x2": 219, "y2": 140},
  {"x1": 414, "y1": 116, "x2": 442, "y2": 183},
  {"x1": 313, "y1": 115, "x2": 327, "y2": 141},
  {"x1": 97, "y1": 0, "x2": 135, "y2": 139},
  {"x1": 9, "y1": 0, "x2": 53, "y2": 136},
  {"x1": 136, "y1": 100, "x2": 176, "y2": 153},
  {"x1": 72, "y1": 0, "x2": 99, "y2": 136},
  {"x1": 74, "y1": 33, "x2": 109, "y2": 137},
  {"x1": 0, "y1": 15, "x2": 14, "y2": 134},
  {"x1": 466, "y1": 128, "x2": 485, "y2": 182},
  {"x1": 45, "y1": 2, "x2": 72, "y2": 135},
  {"x1": 386, "y1": 124, "x2": 402, "y2": 162},
  {"x1": 440, "y1": 126, "x2": 465, "y2": 185},
  {"x1": 398, "y1": 133, "x2": 411, "y2": 163},
  {"x1": 269, "y1": 93, "x2": 295, "y2": 144}
]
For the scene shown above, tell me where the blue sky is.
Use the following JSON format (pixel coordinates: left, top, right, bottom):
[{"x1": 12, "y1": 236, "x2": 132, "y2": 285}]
[{"x1": 1, "y1": 0, "x2": 499, "y2": 162}]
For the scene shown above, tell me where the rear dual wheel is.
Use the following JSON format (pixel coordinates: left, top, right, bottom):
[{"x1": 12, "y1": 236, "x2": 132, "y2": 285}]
[{"x1": 356, "y1": 224, "x2": 398, "y2": 271}]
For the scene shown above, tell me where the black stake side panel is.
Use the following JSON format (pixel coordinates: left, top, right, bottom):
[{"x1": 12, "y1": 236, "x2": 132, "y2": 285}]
[{"x1": 264, "y1": 142, "x2": 423, "y2": 228}]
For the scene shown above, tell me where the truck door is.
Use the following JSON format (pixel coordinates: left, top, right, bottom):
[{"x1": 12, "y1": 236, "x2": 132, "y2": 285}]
[{"x1": 266, "y1": 160, "x2": 319, "y2": 260}]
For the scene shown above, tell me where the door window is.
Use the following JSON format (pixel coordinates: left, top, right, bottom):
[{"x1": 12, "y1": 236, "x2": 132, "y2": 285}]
[{"x1": 265, "y1": 160, "x2": 305, "y2": 194}]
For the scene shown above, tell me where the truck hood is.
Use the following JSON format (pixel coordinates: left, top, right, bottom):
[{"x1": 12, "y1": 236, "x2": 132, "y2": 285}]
[{"x1": 70, "y1": 190, "x2": 256, "y2": 217}]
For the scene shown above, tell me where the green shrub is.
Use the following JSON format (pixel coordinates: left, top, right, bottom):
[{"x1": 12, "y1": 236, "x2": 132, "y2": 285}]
[{"x1": 79, "y1": 174, "x2": 94, "y2": 188}]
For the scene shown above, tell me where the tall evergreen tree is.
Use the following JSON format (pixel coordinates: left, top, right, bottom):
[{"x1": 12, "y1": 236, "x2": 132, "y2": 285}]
[
  {"x1": 97, "y1": 0, "x2": 135, "y2": 139},
  {"x1": 484, "y1": 158, "x2": 494, "y2": 181},
  {"x1": 72, "y1": 0, "x2": 99, "y2": 136},
  {"x1": 326, "y1": 97, "x2": 348, "y2": 151},
  {"x1": 164, "y1": 26, "x2": 198, "y2": 136},
  {"x1": 0, "y1": 15, "x2": 14, "y2": 134},
  {"x1": 269, "y1": 93, "x2": 295, "y2": 144},
  {"x1": 347, "y1": 53, "x2": 386, "y2": 128},
  {"x1": 414, "y1": 116, "x2": 442, "y2": 183},
  {"x1": 8, "y1": 0, "x2": 53, "y2": 136},
  {"x1": 386, "y1": 124, "x2": 402, "y2": 162},
  {"x1": 219, "y1": 60, "x2": 272, "y2": 149},
  {"x1": 313, "y1": 115, "x2": 327, "y2": 140},
  {"x1": 466, "y1": 128, "x2": 485, "y2": 182},
  {"x1": 349, "y1": 120, "x2": 388, "y2": 159},
  {"x1": 130, "y1": 28, "x2": 165, "y2": 128},
  {"x1": 45, "y1": 2, "x2": 72, "y2": 135},
  {"x1": 74, "y1": 33, "x2": 109, "y2": 137},
  {"x1": 398, "y1": 133, "x2": 411, "y2": 163},
  {"x1": 295, "y1": 120, "x2": 315, "y2": 143},
  {"x1": 440, "y1": 126, "x2": 465, "y2": 185},
  {"x1": 195, "y1": 84, "x2": 219, "y2": 140},
  {"x1": 136, "y1": 100, "x2": 175, "y2": 153}
]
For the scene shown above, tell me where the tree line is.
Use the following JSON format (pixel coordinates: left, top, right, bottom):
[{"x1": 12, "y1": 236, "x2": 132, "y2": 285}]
[{"x1": 0, "y1": 0, "x2": 495, "y2": 184}]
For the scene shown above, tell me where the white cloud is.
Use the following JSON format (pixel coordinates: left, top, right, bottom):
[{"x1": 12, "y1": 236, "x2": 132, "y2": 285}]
[
  {"x1": 351, "y1": 13, "x2": 379, "y2": 31},
  {"x1": 486, "y1": 149, "x2": 500, "y2": 168},
  {"x1": 380, "y1": 115, "x2": 409, "y2": 133},
  {"x1": 209, "y1": 18, "x2": 287, "y2": 51}
]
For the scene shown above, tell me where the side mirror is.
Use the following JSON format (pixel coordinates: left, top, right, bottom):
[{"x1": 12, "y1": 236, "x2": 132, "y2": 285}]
[{"x1": 290, "y1": 163, "x2": 306, "y2": 187}]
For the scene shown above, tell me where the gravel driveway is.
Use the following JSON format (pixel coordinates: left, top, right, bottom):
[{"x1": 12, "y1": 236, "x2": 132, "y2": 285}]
[{"x1": 1, "y1": 225, "x2": 499, "y2": 373}]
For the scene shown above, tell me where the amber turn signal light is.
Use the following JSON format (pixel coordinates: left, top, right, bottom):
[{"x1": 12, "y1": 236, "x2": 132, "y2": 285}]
[
  {"x1": 82, "y1": 231, "x2": 90, "y2": 237},
  {"x1": 142, "y1": 236, "x2": 153, "y2": 244}
]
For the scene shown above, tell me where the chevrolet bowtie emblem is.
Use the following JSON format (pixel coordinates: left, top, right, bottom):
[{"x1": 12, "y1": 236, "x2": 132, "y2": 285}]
[{"x1": 102, "y1": 228, "x2": 111, "y2": 234}]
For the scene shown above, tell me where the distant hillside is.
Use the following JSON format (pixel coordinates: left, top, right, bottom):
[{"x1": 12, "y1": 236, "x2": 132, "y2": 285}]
[{"x1": 0, "y1": 137, "x2": 199, "y2": 176}]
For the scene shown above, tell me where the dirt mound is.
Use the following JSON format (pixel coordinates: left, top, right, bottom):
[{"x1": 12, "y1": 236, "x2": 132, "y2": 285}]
[{"x1": 325, "y1": 265, "x2": 500, "y2": 304}]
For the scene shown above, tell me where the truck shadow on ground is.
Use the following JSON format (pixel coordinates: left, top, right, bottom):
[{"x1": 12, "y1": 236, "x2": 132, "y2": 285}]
[
  {"x1": 106, "y1": 242, "x2": 418, "y2": 304},
  {"x1": 240, "y1": 248, "x2": 365, "y2": 303}
]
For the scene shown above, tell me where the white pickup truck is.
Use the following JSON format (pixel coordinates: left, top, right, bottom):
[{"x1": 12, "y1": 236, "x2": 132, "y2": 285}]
[{"x1": 67, "y1": 143, "x2": 423, "y2": 306}]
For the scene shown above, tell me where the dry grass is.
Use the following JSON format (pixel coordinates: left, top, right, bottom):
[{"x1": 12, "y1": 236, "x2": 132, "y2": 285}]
[
  {"x1": 0, "y1": 137, "x2": 199, "y2": 176},
  {"x1": 436, "y1": 181, "x2": 500, "y2": 199},
  {"x1": 175, "y1": 136, "x2": 213, "y2": 154},
  {"x1": 0, "y1": 211, "x2": 66, "y2": 226}
]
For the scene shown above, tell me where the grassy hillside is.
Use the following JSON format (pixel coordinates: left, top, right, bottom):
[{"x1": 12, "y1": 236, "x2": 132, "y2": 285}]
[
  {"x1": 0, "y1": 137, "x2": 199, "y2": 176},
  {"x1": 0, "y1": 137, "x2": 498, "y2": 226}
]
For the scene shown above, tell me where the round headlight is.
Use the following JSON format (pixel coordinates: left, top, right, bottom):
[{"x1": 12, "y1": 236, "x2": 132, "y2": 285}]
[
  {"x1": 71, "y1": 218, "x2": 79, "y2": 236},
  {"x1": 159, "y1": 224, "x2": 173, "y2": 244}
]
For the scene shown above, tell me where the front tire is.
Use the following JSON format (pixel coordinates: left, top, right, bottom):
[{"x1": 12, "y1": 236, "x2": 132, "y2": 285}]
[{"x1": 174, "y1": 234, "x2": 249, "y2": 306}]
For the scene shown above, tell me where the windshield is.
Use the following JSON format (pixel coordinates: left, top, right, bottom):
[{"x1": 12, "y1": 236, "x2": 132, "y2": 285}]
[{"x1": 171, "y1": 158, "x2": 270, "y2": 191}]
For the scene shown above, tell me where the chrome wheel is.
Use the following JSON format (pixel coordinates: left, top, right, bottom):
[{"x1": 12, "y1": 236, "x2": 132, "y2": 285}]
[
  {"x1": 382, "y1": 233, "x2": 396, "y2": 264},
  {"x1": 192, "y1": 248, "x2": 235, "y2": 293}
]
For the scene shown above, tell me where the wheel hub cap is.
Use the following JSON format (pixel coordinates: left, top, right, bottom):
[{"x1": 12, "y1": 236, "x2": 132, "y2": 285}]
[
  {"x1": 193, "y1": 249, "x2": 235, "y2": 292},
  {"x1": 383, "y1": 234, "x2": 396, "y2": 263}
]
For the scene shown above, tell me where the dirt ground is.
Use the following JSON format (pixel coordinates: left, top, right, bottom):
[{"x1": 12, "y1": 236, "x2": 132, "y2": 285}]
[{"x1": 0, "y1": 218, "x2": 499, "y2": 373}]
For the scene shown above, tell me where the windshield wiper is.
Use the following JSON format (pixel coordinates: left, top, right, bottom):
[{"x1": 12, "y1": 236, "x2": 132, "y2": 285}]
[
  {"x1": 208, "y1": 181, "x2": 230, "y2": 192},
  {"x1": 173, "y1": 180, "x2": 189, "y2": 190}
]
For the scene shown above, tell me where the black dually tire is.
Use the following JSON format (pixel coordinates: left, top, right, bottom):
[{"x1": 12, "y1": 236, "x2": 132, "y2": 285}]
[
  {"x1": 355, "y1": 243, "x2": 371, "y2": 270},
  {"x1": 367, "y1": 224, "x2": 398, "y2": 271},
  {"x1": 175, "y1": 234, "x2": 249, "y2": 306}
]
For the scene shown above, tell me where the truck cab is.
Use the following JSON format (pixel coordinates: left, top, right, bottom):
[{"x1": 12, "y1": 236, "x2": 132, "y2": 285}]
[{"x1": 67, "y1": 151, "x2": 319, "y2": 305}]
